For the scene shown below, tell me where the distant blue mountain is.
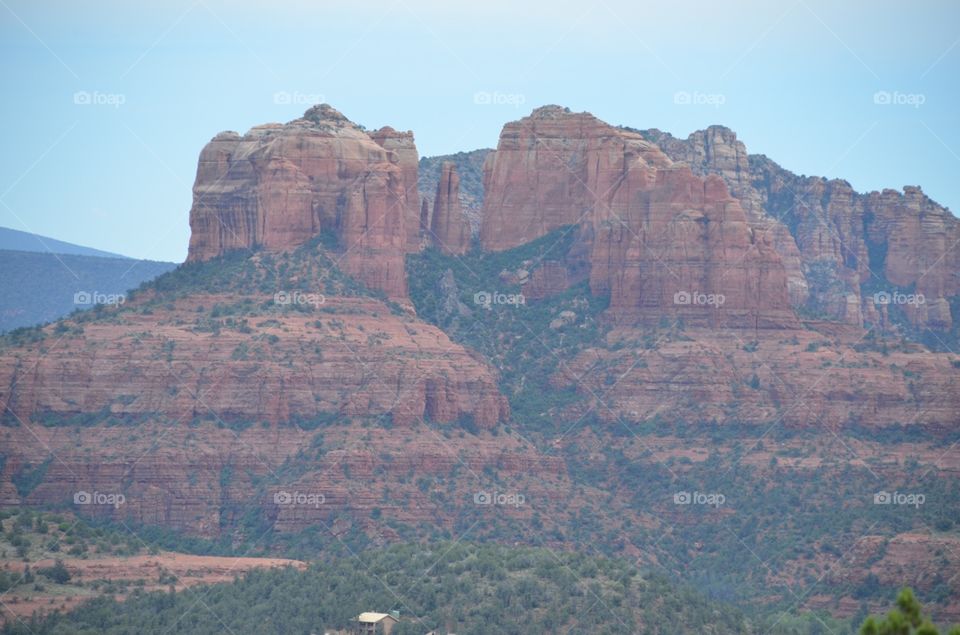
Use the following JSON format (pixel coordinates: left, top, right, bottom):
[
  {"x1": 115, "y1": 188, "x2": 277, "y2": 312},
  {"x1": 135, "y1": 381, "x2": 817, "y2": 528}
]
[{"x1": 0, "y1": 226, "x2": 130, "y2": 258}]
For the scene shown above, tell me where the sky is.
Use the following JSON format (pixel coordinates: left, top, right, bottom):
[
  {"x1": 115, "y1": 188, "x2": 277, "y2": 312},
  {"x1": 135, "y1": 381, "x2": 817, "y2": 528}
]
[{"x1": 1, "y1": 0, "x2": 958, "y2": 263}]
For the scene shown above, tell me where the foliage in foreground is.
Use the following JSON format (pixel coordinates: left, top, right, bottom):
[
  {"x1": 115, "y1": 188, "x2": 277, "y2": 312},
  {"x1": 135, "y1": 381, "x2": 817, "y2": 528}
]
[
  {"x1": 3, "y1": 542, "x2": 753, "y2": 635},
  {"x1": 860, "y1": 588, "x2": 960, "y2": 635}
]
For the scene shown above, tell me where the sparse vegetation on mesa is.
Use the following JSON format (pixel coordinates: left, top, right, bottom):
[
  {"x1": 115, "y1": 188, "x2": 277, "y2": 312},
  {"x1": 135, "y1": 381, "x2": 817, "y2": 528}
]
[
  {"x1": 0, "y1": 509, "x2": 155, "y2": 610},
  {"x1": 0, "y1": 510, "x2": 151, "y2": 565}
]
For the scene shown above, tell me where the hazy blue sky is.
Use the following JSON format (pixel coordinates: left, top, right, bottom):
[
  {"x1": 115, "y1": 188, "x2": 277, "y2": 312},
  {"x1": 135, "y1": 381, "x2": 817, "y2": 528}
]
[{"x1": 1, "y1": 0, "x2": 957, "y2": 262}]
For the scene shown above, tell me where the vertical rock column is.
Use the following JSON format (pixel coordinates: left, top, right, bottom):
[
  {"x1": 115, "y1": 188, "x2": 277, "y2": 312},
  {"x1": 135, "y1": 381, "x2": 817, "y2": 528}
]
[{"x1": 431, "y1": 162, "x2": 470, "y2": 255}]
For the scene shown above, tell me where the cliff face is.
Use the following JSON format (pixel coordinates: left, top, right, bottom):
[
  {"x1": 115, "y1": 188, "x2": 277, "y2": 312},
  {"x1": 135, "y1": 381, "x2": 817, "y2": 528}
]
[
  {"x1": 186, "y1": 105, "x2": 411, "y2": 299},
  {"x1": 481, "y1": 107, "x2": 798, "y2": 328},
  {"x1": 370, "y1": 126, "x2": 422, "y2": 253},
  {"x1": 643, "y1": 126, "x2": 810, "y2": 308},
  {"x1": 430, "y1": 162, "x2": 470, "y2": 255},
  {"x1": 644, "y1": 126, "x2": 960, "y2": 330},
  {"x1": 480, "y1": 107, "x2": 670, "y2": 251},
  {"x1": 471, "y1": 106, "x2": 958, "y2": 429}
]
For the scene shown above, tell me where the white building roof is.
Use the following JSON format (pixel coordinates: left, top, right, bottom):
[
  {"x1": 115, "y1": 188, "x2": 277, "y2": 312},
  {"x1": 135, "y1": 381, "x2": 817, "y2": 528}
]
[{"x1": 357, "y1": 612, "x2": 396, "y2": 623}]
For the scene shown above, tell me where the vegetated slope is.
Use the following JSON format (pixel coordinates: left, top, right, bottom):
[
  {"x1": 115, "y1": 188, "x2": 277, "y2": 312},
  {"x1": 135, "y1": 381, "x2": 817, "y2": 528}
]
[
  {"x1": 405, "y1": 229, "x2": 960, "y2": 624},
  {"x1": 5, "y1": 542, "x2": 754, "y2": 635},
  {"x1": 0, "y1": 250, "x2": 176, "y2": 332}
]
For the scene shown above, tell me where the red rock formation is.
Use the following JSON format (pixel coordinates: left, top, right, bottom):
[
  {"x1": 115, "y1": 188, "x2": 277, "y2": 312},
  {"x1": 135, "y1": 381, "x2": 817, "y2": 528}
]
[
  {"x1": 481, "y1": 106, "x2": 669, "y2": 251},
  {"x1": 644, "y1": 126, "x2": 809, "y2": 307},
  {"x1": 481, "y1": 106, "x2": 798, "y2": 328},
  {"x1": 646, "y1": 126, "x2": 960, "y2": 330},
  {"x1": 863, "y1": 186, "x2": 958, "y2": 329},
  {"x1": 430, "y1": 162, "x2": 469, "y2": 255},
  {"x1": 418, "y1": 149, "x2": 490, "y2": 241},
  {"x1": 370, "y1": 126, "x2": 422, "y2": 253},
  {"x1": 768, "y1": 179, "x2": 960, "y2": 331},
  {"x1": 187, "y1": 105, "x2": 411, "y2": 299}
]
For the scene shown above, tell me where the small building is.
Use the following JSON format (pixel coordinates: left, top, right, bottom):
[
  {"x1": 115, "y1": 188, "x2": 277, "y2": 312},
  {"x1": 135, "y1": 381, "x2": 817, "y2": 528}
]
[{"x1": 354, "y1": 611, "x2": 400, "y2": 634}]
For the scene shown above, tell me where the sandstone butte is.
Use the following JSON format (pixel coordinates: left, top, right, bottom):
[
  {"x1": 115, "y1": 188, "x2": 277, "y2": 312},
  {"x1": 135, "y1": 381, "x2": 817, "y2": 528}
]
[
  {"x1": 480, "y1": 105, "x2": 799, "y2": 329},
  {"x1": 186, "y1": 104, "x2": 417, "y2": 299},
  {"x1": 0, "y1": 107, "x2": 514, "y2": 535}
]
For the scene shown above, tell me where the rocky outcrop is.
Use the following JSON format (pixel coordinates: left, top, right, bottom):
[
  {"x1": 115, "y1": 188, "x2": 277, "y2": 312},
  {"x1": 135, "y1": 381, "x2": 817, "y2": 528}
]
[
  {"x1": 481, "y1": 106, "x2": 798, "y2": 328},
  {"x1": 791, "y1": 532, "x2": 960, "y2": 622},
  {"x1": 645, "y1": 126, "x2": 960, "y2": 330},
  {"x1": 418, "y1": 149, "x2": 490, "y2": 237},
  {"x1": 643, "y1": 126, "x2": 809, "y2": 307},
  {"x1": 430, "y1": 162, "x2": 470, "y2": 255},
  {"x1": 187, "y1": 105, "x2": 411, "y2": 299},
  {"x1": 761, "y1": 177, "x2": 959, "y2": 331},
  {"x1": 370, "y1": 126, "x2": 422, "y2": 253},
  {"x1": 480, "y1": 106, "x2": 669, "y2": 251}
]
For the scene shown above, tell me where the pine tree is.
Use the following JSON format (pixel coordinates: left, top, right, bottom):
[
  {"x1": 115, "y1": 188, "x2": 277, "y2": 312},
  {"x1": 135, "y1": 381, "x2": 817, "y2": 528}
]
[{"x1": 859, "y1": 588, "x2": 960, "y2": 635}]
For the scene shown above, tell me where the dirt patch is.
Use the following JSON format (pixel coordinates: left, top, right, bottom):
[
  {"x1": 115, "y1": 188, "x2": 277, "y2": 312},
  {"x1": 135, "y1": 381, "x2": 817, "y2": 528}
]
[{"x1": 1, "y1": 551, "x2": 306, "y2": 623}]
